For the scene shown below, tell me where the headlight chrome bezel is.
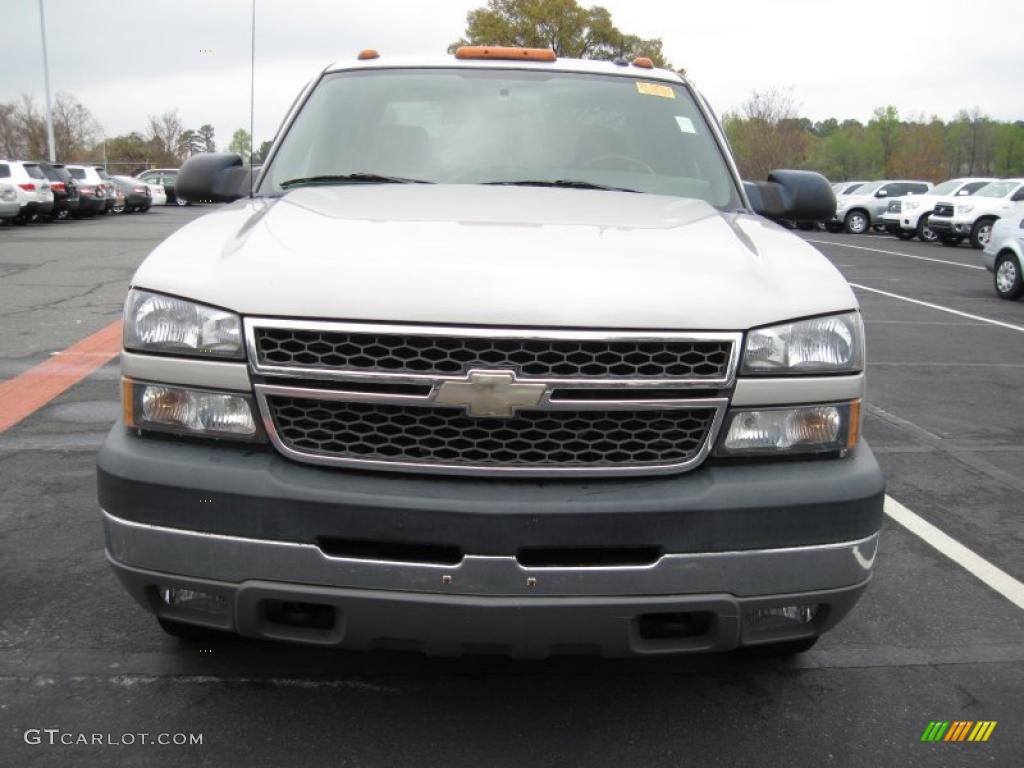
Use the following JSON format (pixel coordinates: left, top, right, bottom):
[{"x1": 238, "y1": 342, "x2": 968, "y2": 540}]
[
  {"x1": 123, "y1": 288, "x2": 244, "y2": 360},
  {"x1": 741, "y1": 312, "x2": 864, "y2": 376}
]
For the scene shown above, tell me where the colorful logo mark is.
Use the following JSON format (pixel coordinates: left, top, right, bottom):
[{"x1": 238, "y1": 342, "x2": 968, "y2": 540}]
[{"x1": 920, "y1": 721, "x2": 997, "y2": 742}]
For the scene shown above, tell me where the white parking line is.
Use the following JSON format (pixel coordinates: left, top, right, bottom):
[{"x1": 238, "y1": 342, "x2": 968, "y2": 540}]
[
  {"x1": 849, "y1": 283, "x2": 1024, "y2": 334},
  {"x1": 884, "y1": 496, "x2": 1024, "y2": 610},
  {"x1": 806, "y1": 238, "x2": 985, "y2": 270}
]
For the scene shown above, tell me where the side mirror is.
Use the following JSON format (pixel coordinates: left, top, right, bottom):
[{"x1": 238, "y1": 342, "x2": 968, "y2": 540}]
[
  {"x1": 875, "y1": 189, "x2": 888, "y2": 198},
  {"x1": 176, "y1": 153, "x2": 253, "y2": 203},
  {"x1": 744, "y1": 170, "x2": 836, "y2": 222}
]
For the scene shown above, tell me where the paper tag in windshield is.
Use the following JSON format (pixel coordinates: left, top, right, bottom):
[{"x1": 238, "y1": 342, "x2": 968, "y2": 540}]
[
  {"x1": 675, "y1": 116, "x2": 696, "y2": 134},
  {"x1": 636, "y1": 82, "x2": 675, "y2": 99}
]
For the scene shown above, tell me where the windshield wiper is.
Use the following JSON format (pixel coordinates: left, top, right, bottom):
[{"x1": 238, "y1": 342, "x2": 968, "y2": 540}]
[
  {"x1": 279, "y1": 173, "x2": 433, "y2": 189},
  {"x1": 482, "y1": 179, "x2": 641, "y2": 193}
]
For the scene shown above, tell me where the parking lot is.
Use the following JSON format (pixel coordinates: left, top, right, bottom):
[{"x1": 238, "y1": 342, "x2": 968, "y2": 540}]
[{"x1": 1, "y1": 210, "x2": 1022, "y2": 767}]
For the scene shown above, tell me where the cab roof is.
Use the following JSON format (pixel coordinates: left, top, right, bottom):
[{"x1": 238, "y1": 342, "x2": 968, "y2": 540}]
[{"x1": 324, "y1": 54, "x2": 686, "y2": 85}]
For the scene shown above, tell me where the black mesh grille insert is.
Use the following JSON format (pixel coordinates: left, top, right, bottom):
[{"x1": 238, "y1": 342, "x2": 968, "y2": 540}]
[
  {"x1": 267, "y1": 396, "x2": 716, "y2": 468},
  {"x1": 254, "y1": 328, "x2": 732, "y2": 380}
]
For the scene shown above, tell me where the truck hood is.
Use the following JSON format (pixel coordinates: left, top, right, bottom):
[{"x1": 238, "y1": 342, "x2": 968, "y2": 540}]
[{"x1": 132, "y1": 184, "x2": 856, "y2": 330}]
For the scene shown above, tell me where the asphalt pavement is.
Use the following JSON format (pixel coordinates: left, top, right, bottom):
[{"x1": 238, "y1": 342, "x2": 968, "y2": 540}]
[{"x1": 0, "y1": 210, "x2": 1022, "y2": 767}]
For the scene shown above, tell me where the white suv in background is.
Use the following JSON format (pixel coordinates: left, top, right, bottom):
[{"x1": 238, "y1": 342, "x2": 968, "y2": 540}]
[
  {"x1": 0, "y1": 160, "x2": 55, "y2": 223},
  {"x1": 831, "y1": 180, "x2": 932, "y2": 234},
  {"x1": 927, "y1": 179, "x2": 1024, "y2": 248},
  {"x1": 881, "y1": 178, "x2": 995, "y2": 242},
  {"x1": 0, "y1": 182, "x2": 19, "y2": 220}
]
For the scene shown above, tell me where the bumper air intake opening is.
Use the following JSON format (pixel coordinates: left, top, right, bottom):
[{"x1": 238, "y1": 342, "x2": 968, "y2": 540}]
[
  {"x1": 516, "y1": 546, "x2": 662, "y2": 568},
  {"x1": 636, "y1": 611, "x2": 713, "y2": 641},
  {"x1": 317, "y1": 537, "x2": 463, "y2": 565},
  {"x1": 262, "y1": 599, "x2": 337, "y2": 631}
]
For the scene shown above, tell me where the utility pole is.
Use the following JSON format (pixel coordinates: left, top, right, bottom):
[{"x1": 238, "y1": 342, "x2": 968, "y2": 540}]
[{"x1": 38, "y1": 0, "x2": 56, "y2": 162}]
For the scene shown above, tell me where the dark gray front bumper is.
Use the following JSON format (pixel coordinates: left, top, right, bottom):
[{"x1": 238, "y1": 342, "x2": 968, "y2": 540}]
[
  {"x1": 99, "y1": 423, "x2": 883, "y2": 655},
  {"x1": 108, "y1": 549, "x2": 870, "y2": 657},
  {"x1": 98, "y1": 423, "x2": 885, "y2": 555}
]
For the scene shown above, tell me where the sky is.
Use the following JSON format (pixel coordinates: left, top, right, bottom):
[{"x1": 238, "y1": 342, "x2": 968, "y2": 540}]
[{"x1": 1, "y1": 0, "x2": 1021, "y2": 153}]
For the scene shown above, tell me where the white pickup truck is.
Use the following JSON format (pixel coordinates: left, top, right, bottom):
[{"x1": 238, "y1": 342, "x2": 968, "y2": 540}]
[
  {"x1": 98, "y1": 49, "x2": 884, "y2": 657},
  {"x1": 927, "y1": 179, "x2": 1024, "y2": 248},
  {"x1": 881, "y1": 177, "x2": 995, "y2": 242}
]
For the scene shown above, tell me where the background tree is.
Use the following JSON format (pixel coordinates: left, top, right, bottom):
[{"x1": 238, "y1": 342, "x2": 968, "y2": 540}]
[
  {"x1": 723, "y1": 88, "x2": 806, "y2": 179},
  {"x1": 991, "y1": 121, "x2": 1024, "y2": 177},
  {"x1": 867, "y1": 105, "x2": 900, "y2": 176},
  {"x1": 197, "y1": 124, "x2": 216, "y2": 153},
  {"x1": 228, "y1": 128, "x2": 252, "y2": 161},
  {"x1": 889, "y1": 118, "x2": 947, "y2": 180},
  {"x1": 175, "y1": 128, "x2": 202, "y2": 160},
  {"x1": 102, "y1": 131, "x2": 176, "y2": 169},
  {"x1": 50, "y1": 92, "x2": 101, "y2": 160},
  {"x1": 147, "y1": 110, "x2": 184, "y2": 162},
  {"x1": 252, "y1": 139, "x2": 273, "y2": 164},
  {"x1": 450, "y1": 0, "x2": 668, "y2": 67}
]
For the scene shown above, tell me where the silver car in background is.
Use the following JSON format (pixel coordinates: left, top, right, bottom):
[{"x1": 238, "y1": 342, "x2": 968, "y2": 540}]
[
  {"x1": 832, "y1": 180, "x2": 932, "y2": 234},
  {"x1": 982, "y1": 202, "x2": 1024, "y2": 299}
]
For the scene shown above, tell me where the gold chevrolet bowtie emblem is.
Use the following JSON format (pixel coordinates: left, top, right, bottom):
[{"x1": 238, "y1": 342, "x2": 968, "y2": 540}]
[{"x1": 433, "y1": 371, "x2": 546, "y2": 417}]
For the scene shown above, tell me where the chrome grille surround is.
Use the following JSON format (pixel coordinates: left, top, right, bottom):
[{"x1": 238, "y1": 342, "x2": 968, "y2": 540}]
[{"x1": 247, "y1": 319, "x2": 740, "y2": 477}]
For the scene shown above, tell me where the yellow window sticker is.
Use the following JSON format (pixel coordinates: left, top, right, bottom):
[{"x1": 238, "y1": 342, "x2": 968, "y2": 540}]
[{"x1": 636, "y1": 82, "x2": 675, "y2": 99}]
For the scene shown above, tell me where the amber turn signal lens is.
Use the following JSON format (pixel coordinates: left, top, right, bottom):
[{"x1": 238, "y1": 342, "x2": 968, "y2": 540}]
[
  {"x1": 847, "y1": 399, "x2": 861, "y2": 450},
  {"x1": 122, "y1": 378, "x2": 135, "y2": 427},
  {"x1": 632, "y1": 57, "x2": 654, "y2": 68},
  {"x1": 357, "y1": 49, "x2": 380, "y2": 60}
]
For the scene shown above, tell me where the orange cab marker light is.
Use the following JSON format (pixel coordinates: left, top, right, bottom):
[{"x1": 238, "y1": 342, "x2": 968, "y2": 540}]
[
  {"x1": 357, "y1": 49, "x2": 379, "y2": 60},
  {"x1": 455, "y1": 46, "x2": 556, "y2": 62},
  {"x1": 632, "y1": 57, "x2": 654, "y2": 69}
]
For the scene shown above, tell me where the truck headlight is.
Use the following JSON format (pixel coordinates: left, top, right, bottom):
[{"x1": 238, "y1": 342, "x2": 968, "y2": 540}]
[
  {"x1": 955, "y1": 204, "x2": 974, "y2": 215},
  {"x1": 124, "y1": 289, "x2": 243, "y2": 359},
  {"x1": 742, "y1": 312, "x2": 863, "y2": 375},
  {"x1": 716, "y1": 401, "x2": 860, "y2": 456},
  {"x1": 123, "y1": 379, "x2": 261, "y2": 440},
  {"x1": 904, "y1": 201, "x2": 920, "y2": 211}
]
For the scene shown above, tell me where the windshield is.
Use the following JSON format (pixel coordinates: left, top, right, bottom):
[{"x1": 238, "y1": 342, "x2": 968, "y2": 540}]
[
  {"x1": 261, "y1": 68, "x2": 741, "y2": 209},
  {"x1": 930, "y1": 180, "x2": 961, "y2": 195},
  {"x1": 840, "y1": 182, "x2": 864, "y2": 195},
  {"x1": 973, "y1": 180, "x2": 1018, "y2": 198}
]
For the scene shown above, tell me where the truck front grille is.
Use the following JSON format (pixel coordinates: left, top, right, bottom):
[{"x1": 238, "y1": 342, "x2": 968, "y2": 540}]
[
  {"x1": 266, "y1": 395, "x2": 717, "y2": 470},
  {"x1": 933, "y1": 202, "x2": 954, "y2": 217},
  {"x1": 248, "y1": 320, "x2": 738, "y2": 476},
  {"x1": 254, "y1": 327, "x2": 732, "y2": 380}
]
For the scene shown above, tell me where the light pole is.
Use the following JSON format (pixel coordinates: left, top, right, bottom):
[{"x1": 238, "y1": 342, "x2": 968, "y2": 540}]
[{"x1": 38, "y1": 0, "x2": 56, "y2": 162}]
